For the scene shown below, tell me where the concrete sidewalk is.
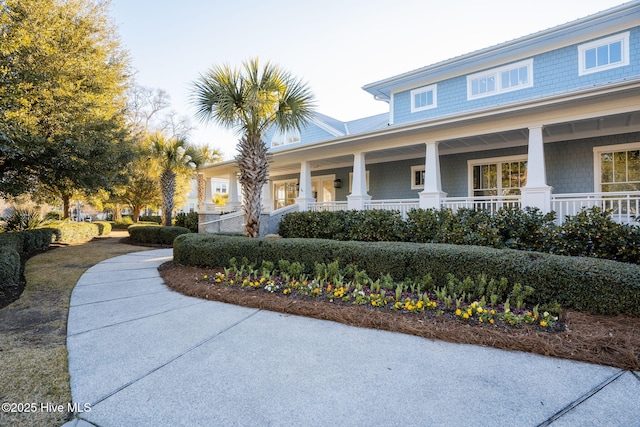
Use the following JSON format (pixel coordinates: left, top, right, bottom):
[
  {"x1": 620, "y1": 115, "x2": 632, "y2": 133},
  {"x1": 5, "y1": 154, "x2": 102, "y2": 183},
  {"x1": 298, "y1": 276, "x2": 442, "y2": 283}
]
[{"x1": 63, "y1": 249, "x2": 640, "y2": 427}]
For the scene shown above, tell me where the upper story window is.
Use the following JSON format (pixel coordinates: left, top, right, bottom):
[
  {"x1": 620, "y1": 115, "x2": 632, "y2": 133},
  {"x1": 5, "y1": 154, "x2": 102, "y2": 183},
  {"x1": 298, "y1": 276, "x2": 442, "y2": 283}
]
[
  {"x1": 410, "y1": 85, "x2": 437, "y2": 112},
  {"x1": 578, "y1": 32, "x2": 629, "y2": 76},
  {"x1": 271, "y1": 128, "x2": 301, "y2": 147},
  {"x1": 467, "y1": 59, "x2": 533, "y2": 100}
]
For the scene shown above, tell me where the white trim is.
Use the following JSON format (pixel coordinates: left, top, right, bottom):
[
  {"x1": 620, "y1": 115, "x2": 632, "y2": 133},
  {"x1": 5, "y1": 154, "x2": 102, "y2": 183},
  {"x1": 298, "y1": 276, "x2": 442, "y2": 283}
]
[
  {"x1": 410, "y1": 165, "x2": 425, "y2": 190},
  {"x1": 578, "y1": 32, "x2": 630, "y2": 76},
  {"x1": 467, "y1": 154, "x2": 528, "y2": 196},
  {"x1": 593, "y1": 141, "x2": 640, "y2": 192},
  {"x1": 410, "y1": 84, "x2": 437, "y2": 112},
  {"x1": 309, "y1": 116, "x2": 345, "y2": 137},
  {"x1": 467, "y1": 59, "x2": 534, "y2": 100}
]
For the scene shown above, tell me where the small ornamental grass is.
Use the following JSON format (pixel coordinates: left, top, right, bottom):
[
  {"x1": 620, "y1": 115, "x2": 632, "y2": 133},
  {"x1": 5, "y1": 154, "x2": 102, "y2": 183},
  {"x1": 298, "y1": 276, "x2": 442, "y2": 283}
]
[{"x1": 197, "y1": 258, "x2": 560, "y2": 330}]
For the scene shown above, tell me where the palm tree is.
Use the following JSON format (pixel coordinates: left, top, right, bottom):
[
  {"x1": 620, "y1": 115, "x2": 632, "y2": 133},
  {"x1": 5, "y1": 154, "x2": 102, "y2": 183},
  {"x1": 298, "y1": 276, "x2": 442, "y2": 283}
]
[
  {"x1": 149, "y1": 133, "x2": 198, "y2": 226},
  {"x1": 192, "y1": 58, "x2": 315, "y2": 237}
]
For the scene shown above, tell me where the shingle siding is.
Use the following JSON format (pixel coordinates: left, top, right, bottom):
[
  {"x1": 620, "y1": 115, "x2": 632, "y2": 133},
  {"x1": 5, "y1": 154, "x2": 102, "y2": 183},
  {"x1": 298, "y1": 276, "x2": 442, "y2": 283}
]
[{"x1": 393, "y1": 27, "x2": 640, "y2": 125}]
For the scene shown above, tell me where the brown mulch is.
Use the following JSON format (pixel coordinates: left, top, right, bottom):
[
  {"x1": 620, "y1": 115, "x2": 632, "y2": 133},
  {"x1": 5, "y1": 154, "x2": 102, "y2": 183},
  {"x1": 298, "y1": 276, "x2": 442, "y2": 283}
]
[{"x1": 159, "y1": 262, "x2": 640, "y2": 371}]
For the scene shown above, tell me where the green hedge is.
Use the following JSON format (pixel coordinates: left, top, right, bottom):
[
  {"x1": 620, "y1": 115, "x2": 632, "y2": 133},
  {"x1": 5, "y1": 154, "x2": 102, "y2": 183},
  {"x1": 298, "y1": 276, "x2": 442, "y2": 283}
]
[
  {"x1": 93, "y1": 221, "x2": 112, "y2": 236},
  {"x1": 174, "y1": 212, "x2": 199, "y2": 233},
  {"x1": 280, "y1": 207, "x2": 640, "y2": 264},
  {"x1": 0, "y1": 246, "x2": 20, "y2": 291},
  {"x1": 173, "y1": 234, "x2": 640, "y2": 316},
  {"x1": 128, "y1": 225, "x2": 190, "y2": 245},
  {"x1": 0, "y1": 228, "x2": 56, "y2": 292},
  {"x1": 49, "y1": 221, "x2": 101, "y2": 242}
]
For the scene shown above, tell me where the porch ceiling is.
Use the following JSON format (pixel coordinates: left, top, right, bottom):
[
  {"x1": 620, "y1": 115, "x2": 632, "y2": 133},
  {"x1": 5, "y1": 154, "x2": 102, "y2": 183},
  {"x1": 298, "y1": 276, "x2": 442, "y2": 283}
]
[{"x1": 267, "y1": 110, "x2": 640, "y2": 176}]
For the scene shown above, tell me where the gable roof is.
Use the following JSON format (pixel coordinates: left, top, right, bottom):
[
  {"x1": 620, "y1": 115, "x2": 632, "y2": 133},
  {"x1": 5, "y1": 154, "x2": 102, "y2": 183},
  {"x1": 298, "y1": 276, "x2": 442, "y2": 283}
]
[{"x1": 362, "y1": 1, "x2": 640, "y2": 100}]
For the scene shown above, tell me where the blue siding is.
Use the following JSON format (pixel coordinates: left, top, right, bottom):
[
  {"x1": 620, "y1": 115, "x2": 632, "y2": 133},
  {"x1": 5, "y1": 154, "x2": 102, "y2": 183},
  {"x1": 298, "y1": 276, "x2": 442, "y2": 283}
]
[
  {"x1": 393, "y1": 28, "x2": 640, "y2": 125},
  {"x1": 546, "y1": 132, "x2": 640, "y2": 193},
  {"x1": 440, "y1": 147, "x2": 528, "y2": 197}
]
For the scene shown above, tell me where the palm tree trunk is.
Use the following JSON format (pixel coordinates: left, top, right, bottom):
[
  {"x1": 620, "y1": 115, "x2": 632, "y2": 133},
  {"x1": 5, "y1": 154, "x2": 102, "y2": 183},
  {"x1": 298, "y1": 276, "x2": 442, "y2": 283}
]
[
  {"x1": 236, "y1": 135, "x2": 269, "y2": 237},
  {"x1": 160, "y1": 169, "x2": 177, "y2": 226},
  {"x1": 197, "y1": 172, "x2": 205, "y2": 212}
]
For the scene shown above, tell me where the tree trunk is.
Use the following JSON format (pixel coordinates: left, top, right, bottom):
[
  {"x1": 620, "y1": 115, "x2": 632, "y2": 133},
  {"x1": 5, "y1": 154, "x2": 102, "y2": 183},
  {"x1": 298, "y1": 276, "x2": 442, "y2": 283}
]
[
  {"x1": 132, "y1": 205, "x2": 142, "y2": 223},
  {"x1": 236, "y1": 135, "x2": 269, "y2": 237},
  {"x1": 113, "y1": 204, "x2": 122, "y2": 221},
  {"x1": 160, "y1": 169, "x2": 176, "y2": 226},
  {"x1": 197, "y1": 173, "x2": 205, "y2": 212},
  {"x1": 62, "y1": 194, "x2": 71, "y2": 219}
]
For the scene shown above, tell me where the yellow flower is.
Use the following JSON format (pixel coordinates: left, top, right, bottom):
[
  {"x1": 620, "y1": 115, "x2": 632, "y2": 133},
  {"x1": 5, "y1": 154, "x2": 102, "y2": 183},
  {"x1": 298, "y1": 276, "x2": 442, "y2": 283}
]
[
  {"x1": 467, "y1": 309, "x2": 473, "y2": 316},
  {"x1": 490, "y1": 309, "x2": 495, "y2": 315},
  {"x1": 490, "y1": 319, "x2": 495, "y2": 324},
  {"x1": 477, "y1": 307, "x2": 483, "y2": 313},
  {"x1": 229, "y1": 279, "x2": 234, "y2": 285},
  {"x1": 327, "y1": 285, "x2": 332, "y2": 292},
  {"x1": 479, "y1": 317, "x2": 483, "y2": 323},
  {"x1": 203, "y1": 275, "x2": 208, "y2": 280},
  {"x1": 540, "y1": 320, "x2": 547, "y2": 327},
  {"x1": 455, "y1": 309, "x2": 462, "y2": 316},
  {"x1": 283, "y1": 289, "x2": 291, "y2": 295},
  {"x1": 463, "y1": 313, "x2": 469, "y2": 319}
]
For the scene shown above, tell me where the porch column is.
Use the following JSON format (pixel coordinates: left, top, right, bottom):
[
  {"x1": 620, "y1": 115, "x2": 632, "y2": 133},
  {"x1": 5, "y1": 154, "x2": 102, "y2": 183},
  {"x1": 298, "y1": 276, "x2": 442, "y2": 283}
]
[
  {"x1": 198, "y1": 174, "x2": 214, "y2": 213},
  {"x1": 261, "y1": 179, "x2": 273, "y2": 213},
  {"x1": 419, "y1": 141, "x2": 447, "y2": 209},
  {"x1": 347, "y1": 152, "x2": 371, "y2": 210},
  {"x1": 295, "y1": 160, "x2": 314, "y2": 211},
  {"x1": 225, "y1": 172, "x2": 242, "y2": 211},
  {"x1": 521, "y1": 126, "x2": 552, "y2": 213}
]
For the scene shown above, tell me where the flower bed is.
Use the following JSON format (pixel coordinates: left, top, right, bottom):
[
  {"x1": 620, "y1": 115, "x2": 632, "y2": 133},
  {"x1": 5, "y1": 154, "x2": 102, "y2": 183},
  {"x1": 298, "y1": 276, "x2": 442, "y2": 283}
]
[{"x1": 196, "y1": 258, "x2": 560, "y2": 331}]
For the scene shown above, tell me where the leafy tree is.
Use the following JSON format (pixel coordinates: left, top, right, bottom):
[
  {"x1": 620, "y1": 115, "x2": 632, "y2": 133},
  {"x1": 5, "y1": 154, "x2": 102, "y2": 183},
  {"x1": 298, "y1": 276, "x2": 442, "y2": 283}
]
[
  {"x1": 192, "y1": 58, "x2": 315, "y2": 237},
  {"x1": 0, "y1": 0, "x2": 134, "y2": 216}
]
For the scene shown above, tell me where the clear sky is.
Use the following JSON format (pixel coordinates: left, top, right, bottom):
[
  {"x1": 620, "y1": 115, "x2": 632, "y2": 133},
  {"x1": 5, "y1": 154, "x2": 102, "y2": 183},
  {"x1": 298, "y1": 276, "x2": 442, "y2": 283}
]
[{"x1": 108, "y1": 0, "x2": 627, "y2": 160}]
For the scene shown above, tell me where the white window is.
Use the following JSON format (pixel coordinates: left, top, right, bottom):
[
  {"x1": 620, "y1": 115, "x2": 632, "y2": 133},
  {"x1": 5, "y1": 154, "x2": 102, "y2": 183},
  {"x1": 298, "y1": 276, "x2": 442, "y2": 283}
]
[
  {"x1": 214, "y1": 182, "x2": 228, "y2": 194},
  {"x1": 410, "y1": 85, "x2": 437, "y2": 112},
  {"x1": 467, "y1": 59, "x2": 533, "y2": 100},
  {"x1": 411, "y1": 165, "x2": 425, "y2": 189},
  {"x1": 579, "y1": 32, "x2": 629, "y2": 76},
  {"x1": 271, "y1": 128, "x2": 301, "y2": 147},
  {"x1": 468, "y1": 155, "x2": 527, "y2": 196},
  {"x1": 594, "y1": 142, "x2": 640, "y2": 192}
]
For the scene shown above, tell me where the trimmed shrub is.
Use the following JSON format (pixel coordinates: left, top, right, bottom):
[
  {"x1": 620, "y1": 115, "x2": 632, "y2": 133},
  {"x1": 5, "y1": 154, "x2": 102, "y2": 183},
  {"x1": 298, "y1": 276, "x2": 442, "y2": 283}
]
[
  {"x1": 93, "y1": 221, "x2": 112, "y2": 236},
  {"x1": 173, "y1": 234, "x2": 640, "y2": 316},
  {"x1": 174, "y1": 212, "x2": 199, "y2": 233},
  {"x1": 0, "y1": 246, "x2": 20, "y2": 292},
  {"x1": 282, "y1": 206, "x2": 640, "y2": 264},
  {"x1": 49, "y1": 221, "x2": 100, "y2": 242},
  {"x1": 139, "y1": 215, "x2": 162, "y2": 224},
  {"x1": 18, "y1": 229, "x2": 56, "y2": 253},
  {"x1": 280, "y1": 210, "x2": 406, "y2": 241},
  {"x1": 128, "y1": 225, "x2": 190, "y2": 245}
]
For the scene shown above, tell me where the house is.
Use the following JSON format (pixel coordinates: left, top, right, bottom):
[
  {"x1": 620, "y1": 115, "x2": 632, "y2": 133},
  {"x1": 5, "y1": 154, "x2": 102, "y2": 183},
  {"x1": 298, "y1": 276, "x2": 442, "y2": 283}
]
[{"x1": 199, "y1": 1, "x2": 640, "y2": 234}]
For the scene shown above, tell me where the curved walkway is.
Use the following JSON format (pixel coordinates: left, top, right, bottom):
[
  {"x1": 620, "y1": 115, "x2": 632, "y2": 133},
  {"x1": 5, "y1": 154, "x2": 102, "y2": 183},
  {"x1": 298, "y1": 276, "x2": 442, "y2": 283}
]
[{"x1": 63, "y1": 249, "x2": 640, "y2": 427}]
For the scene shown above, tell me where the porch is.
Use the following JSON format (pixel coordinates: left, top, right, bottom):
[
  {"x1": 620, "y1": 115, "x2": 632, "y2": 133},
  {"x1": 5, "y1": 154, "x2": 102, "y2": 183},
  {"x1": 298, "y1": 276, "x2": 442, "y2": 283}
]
[{"x1": 306, "y1": 191, "x2": 640, "y2": 224}]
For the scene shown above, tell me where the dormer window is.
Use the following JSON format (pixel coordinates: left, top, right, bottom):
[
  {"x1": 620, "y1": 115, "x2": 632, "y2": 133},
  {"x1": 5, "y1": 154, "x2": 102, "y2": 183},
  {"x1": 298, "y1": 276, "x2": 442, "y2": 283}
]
[
  {"x1": 410, "y1": 85, "x2": 437, "y2": 112},
  {"x1": 271, "y1": 128, "x2": 301, "y2": 147},
  {"x1": 578, "y1": 32, "x2": 629, "y2": 76},
  {"x1": 467, "y1": 59, "x2": 533, "y2": 100}
]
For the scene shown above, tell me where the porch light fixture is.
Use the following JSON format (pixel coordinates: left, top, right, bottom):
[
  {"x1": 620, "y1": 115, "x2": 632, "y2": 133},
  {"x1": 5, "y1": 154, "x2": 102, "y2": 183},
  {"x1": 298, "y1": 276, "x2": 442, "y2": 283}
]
[{"x1": 333, "y1": 179, "x2": 342, "y2": 188}]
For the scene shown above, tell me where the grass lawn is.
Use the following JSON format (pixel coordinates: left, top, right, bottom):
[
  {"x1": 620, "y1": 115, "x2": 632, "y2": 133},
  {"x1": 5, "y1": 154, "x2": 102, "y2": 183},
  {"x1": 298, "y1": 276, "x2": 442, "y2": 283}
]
[{"x1": 0, "y1": 231, "x2": 147, "y2": 427}]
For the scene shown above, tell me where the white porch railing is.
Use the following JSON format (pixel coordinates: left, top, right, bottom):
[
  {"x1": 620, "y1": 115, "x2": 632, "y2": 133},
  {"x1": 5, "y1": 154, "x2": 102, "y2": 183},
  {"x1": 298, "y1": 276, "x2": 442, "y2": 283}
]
[
  {"x1": 442, "y1": 195, "x2": 521, "y2": 213},
  {"x1": 551, "y1": 191, "x2": 640, "y2": 223},
  {"x1": 365, "y1": 199, "x2": 419, "y2": 219},
  {"x1": 308, "y1": 201, "x2": 349, "y2": 212}
]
